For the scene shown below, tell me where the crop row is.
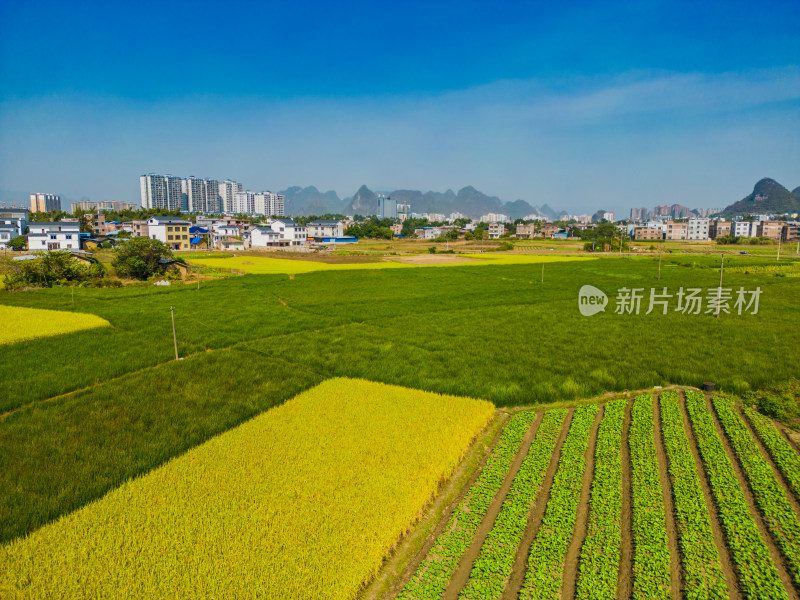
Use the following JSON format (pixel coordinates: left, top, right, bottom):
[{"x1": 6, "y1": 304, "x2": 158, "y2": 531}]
[
  {"x1": 575, "y1": 399, "x2": 625, "y2": 600},
  {"x1": 712, "y1": 396, "x2": 800, "y2": 589},
  {"x1": 659, "y1": 391, "x2": 728, "y2": 599},
  {"x1": 684, "y1": 390, "x2": 787, "y2": 600},
  {"x1": 459, "y1": 409, "x2": 567, "y2": 599},
  {"x1": 398, "y1": 410, "x2": 539, "y2": 600},
  {"x1": 742, "y1": 405, "x2": 800, "y2": 502},
  {"x1": 519, "y1": 404, "x2": 599, "y2": 600},
  {"x1": 629, "y1": 393, "x2": 671, "y2": 600}
]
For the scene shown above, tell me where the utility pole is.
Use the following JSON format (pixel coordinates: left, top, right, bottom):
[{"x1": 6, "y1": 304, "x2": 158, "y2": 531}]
[
  {"x1": 716, "y1": 254, "x2": 725, "y2": 319},
  {"x1": 777, "y1": 236, "x2": 781, "y2": 261},
  {"x1": 541, "y1": 262, "x2": 544, "y2": 283},
  {"x1": 170, "y1": 306, "x2": 179, "y2": 360},
  {"x1": 657, "y1": 244, "x2": 663, "y2": 281}
]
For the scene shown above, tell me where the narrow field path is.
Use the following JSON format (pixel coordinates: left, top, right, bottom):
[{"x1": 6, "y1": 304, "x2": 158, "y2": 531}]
[
  {"x1": 374, "y1": 412, "x2": 511, "y2": 600},
  {"x1": 678, "y1": 392, "x2": 741, "y2": 600},
  {"x1": 443, "y1": 411, "x2": 544, "y2": 600},
  {"x1": 501, "y1": 410, "x2": 574, "y2": 600},
  {"x1": 653, "y1": 393, "x2": 681, "y2": 599},
  {"x1": 704, "y1": 394, "x2": 799, "y2": 600},
  {"x1": 617, "y1": 395, "x2": 634, "y2": 600},
  {"x1": 560, "y1": 404, "x2": 603, "y2": 599},
  {"x1": 735, "y1": 404, "x2": 800, "y2": 519}
]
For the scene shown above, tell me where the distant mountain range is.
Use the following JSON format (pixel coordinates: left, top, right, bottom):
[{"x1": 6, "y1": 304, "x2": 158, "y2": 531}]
[
  {"x1": 280, "y1": 184, "x2": 559, "y2": 220},
  {"x1": 719, "y1": 178, "x2": 800, "y2": 216}
]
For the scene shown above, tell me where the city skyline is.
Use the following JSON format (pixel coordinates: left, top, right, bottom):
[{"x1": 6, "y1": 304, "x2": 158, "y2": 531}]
[{"x1": 1, "y1": 0, "x2": 798, "y2": 216}]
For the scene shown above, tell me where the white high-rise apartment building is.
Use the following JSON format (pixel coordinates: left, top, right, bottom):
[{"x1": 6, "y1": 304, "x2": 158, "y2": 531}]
[
  {"x1": 140, "y1": 175, "x2": 182, "y2": 210},
  {"x1": 219, "y1": 180, "x2": 243, "y2": 213},
  {"x1": 255, "y1": 192, "x2": 284, "y2": 216},
  {"x1": 185, "y1": 177, "x2": 220, "y2": 213},
  {"x1": 30, "y1": 193, "x2": 61, "y2": 213},
  {"x1": 232, "y1": 191, "x2": 256, "y2": 214}
]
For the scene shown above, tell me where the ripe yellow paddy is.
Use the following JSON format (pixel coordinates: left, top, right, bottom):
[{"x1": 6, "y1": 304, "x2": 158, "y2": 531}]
[
  {"x1": 0, "y1": 378, "x2": 494, "y2": 600},
  {"x1": 0, "y1": 305, "x2": 110, "y2": 345}
]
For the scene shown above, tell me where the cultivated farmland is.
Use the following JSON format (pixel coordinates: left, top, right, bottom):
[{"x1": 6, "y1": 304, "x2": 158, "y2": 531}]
[
  {"x1": 396, "y1": 390, "x2": 800, "y2": 600},
  {"x1": 0, "y1": 379, "x2": 494, "y2": 599},
  {"x1": 0, "y1": 304, "x2": 110, "y2": 345}
]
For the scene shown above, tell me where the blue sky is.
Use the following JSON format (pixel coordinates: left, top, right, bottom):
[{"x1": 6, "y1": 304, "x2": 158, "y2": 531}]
[{"x1": 1, "y1": 0, "x2": 798, "y2": 215}]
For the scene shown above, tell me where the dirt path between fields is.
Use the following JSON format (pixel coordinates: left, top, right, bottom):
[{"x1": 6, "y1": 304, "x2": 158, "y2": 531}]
[
  {"x1": 442, "y1": 411, "x2": 544, "y2": 600},
  {"x1": 678, "y1": 392, "x2": 741, "y2": 600},
  {"x1": 704, "y1": 394, "x2": 799, "y2": 600},
  {"x1": 736, "y1": 404, "x2": 800, "y2": 515},
  {"x1": 387, "y1": 254, "x2": 480, "y2": 265},
  {"x1": 617, "y1": 398, "x2": 634, "y2": 600},
  {"x1": 502, "y1": 409, "x2": 574, "y2": 600},
  {"x1": 560, "y1": 405, "x2": 603, "y2": 598},
  {"x1": 366, "y1": 412, "x2": 511, "y2": 600},
  {"x1": 653, "y1": 393, "x2": 681, "y2": 599}
]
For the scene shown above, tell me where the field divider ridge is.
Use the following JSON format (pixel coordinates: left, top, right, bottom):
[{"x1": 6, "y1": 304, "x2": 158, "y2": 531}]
[
  {"x1": 575, "y1": 398, "x2": 626, "y2": 599},
  {"x1": 559, "y1": 403, "x2": 603, "y2": 600},
  {"x1": 502, "y1": 408, "x2": 574, "y2": 600},
  {"x1": 712, "y1": 395, "x2": 800, "y2": 593},
  {"x1": 455, "y1": 408, "x2": 569, "y2": 600},
  {"x1": 396, "y1": 410, "x2": 540, "y2": 600},
  {"x1": 740, "y1": 404, "x2": 800, "y2": 504},
  {"x1": 684, "y1": 389, "x2": 790, "y2": 600},
  {"x1": 661, "y1": 390, "x2": 731, "y2": 599},
  {"x1": 518, "y1": 403, "x2": 600, "y2": 600}
]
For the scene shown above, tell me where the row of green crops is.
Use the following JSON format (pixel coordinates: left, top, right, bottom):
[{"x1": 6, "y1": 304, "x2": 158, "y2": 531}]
[
  {"x1": 575, "y1": 399, "x2": 625, "y2": 600},
  {"x1": 629, "y1": 394, "x2": 671, "y2": 600},
  {"x1": 659, "y1": 391, "x2": 728, "y2": 598},
  {"x1": 743, "y1": 405, "x2": 800, "y2": 502},
  {"x1": 712, "y1": 396, "x2": 800, "y2": 589},
  {"x1": 398, "y1": 410, "x2": 538, "y2": 600},
  {"x1": 459, "y1": 409, "x2": 567, "y2": 599},
  {"x1": 519, "y1": 404, "x2": 599, "y2": 600},
  {"x1": 684, "y1": 390, "x2": 787, "y2": 600}
]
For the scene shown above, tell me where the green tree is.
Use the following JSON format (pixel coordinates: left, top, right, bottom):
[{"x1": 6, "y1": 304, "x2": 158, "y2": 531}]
[
  {"x1": 6, "y1": 236, "x2": 26, "y2": 250},
  {"x1": 112, "y1": 237, "x2": 173, "y2": 280}
]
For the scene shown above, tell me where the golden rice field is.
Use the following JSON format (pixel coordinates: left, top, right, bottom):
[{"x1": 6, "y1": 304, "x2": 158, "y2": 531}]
[
  {"x1": 0, "y1": 304, "x2": 111, "y2": 345},
  {"x1": 0, "y1": 378, "x2": 495, "y2": 600},
  {"x1": 189, "y1": 253, "x2": 593, "y2": 275}
]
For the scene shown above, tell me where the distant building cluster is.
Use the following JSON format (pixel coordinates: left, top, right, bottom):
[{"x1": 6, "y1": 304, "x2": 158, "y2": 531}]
[
  {"x1": 139, "y1": 174, "x2": 284, "y2": 217},
  {"x1": 71, "y1": 200, "x2": 138, "y2": 213},
  {"x1": 630, "y1": 204, "x2": 722, "y2": 221},
  {"x1": 626, "y1": 216, "x2": 798, "y2": 242}
]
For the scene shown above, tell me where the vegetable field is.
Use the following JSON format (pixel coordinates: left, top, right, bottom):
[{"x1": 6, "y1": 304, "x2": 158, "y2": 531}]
[
  {"x1": 0, "y1": 379, "x2": 494, "y2": 600},
  {"x1": 397, "y1": 390, "x2": 800, "y2": 600}
]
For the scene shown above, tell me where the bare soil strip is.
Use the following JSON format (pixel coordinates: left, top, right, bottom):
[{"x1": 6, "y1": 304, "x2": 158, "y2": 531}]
[
  {"x1": 560, "y1": 404, "x2": 604, "y2": 599},
  {"x1": 502, "y1": 409, "x2": 575, "y2": 600},
  {"x1": 704, "y1": 394, "x2": 799, "y2": 600},
  {"x1": 677, "y1": 392, "x2": 741, "y2": 600},
  {"x1": 617, "y1": 397, "x2": 634, "y2": 600},
  {"x1": 365, "y1": 412, "x2": 510, "y2": 600},
  {"x1": 443, "y1": 411, "x2": 545, "y2": 600},
  {"x1": 653, "y1": 393, "x2": 681, "y2": 599},
  {"x1": 735, "y1": 404, "x2": 800, "y2": 519}
]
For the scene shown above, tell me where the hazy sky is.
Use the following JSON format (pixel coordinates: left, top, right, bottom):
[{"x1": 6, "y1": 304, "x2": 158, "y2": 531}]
[{"x1": 1, "y1": 0, "x2": 798, "y2": 215}]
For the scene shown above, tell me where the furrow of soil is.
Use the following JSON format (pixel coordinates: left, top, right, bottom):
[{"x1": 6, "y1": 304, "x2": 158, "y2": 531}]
[
  {"x1": 734, "y1": 403, "x2": 800, "y2": 519},
  {"x1": 502, "y1": 409, "x2": 575, "y2": 600},
  {"x1": 375, "y1": 412, "x2": 511, "y2": 600},
  {"x1": 653, "y1": 393, "x2": 681, "y2": 599},
  {"x1": 704, "y1": 393, "x2": 799, "y2": 600},
  {"x1": 443, "y1": 410, "x2": 545, "y2": 600},
  {"x1": 560, "y1": 404, "x2": 603, "y2": 599},
  {"x1": 677, "y1": 391, "x2": 741, "y2": 600},
  {"x1": 617, "y1": 396, "x2": 634, "y2": 600}
]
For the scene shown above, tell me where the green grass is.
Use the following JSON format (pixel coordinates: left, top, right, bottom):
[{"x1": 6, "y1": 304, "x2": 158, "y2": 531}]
[{"x1": 0, "y1": 257, "x2": 798, "y2": 545}]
